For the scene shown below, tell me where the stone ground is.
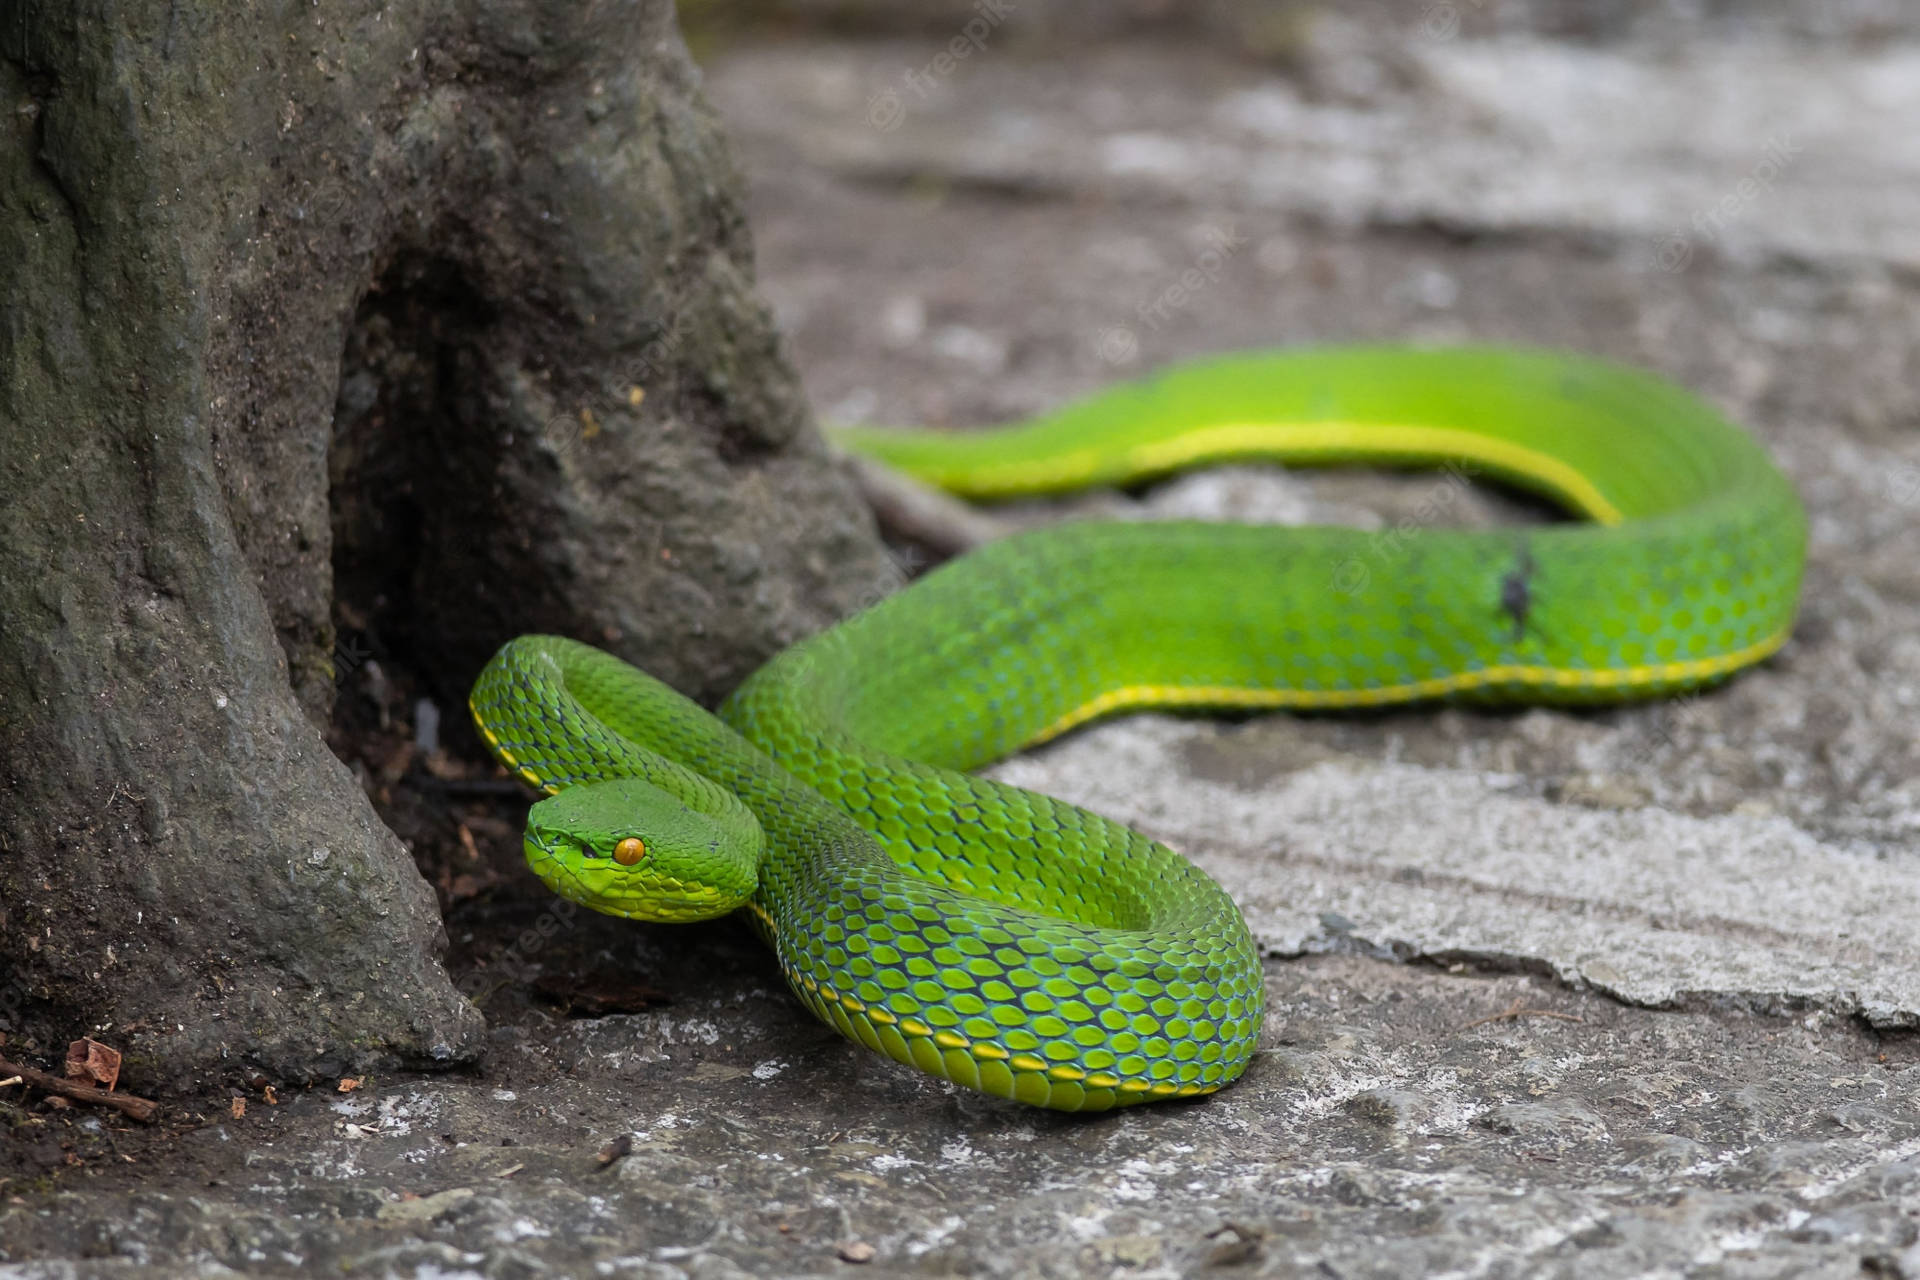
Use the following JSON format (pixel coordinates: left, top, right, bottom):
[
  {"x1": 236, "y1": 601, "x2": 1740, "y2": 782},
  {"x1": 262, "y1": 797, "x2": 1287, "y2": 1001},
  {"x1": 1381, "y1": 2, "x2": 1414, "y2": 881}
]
[{"x1": 4, "y1": 8, "x2": 1919, "y2": 1278}]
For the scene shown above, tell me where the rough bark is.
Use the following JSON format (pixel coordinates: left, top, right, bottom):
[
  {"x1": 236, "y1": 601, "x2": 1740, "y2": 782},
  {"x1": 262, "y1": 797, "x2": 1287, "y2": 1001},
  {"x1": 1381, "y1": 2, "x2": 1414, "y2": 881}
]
[{"x1": 0, "y1": 0, "x2": 890, "y2": 1089}]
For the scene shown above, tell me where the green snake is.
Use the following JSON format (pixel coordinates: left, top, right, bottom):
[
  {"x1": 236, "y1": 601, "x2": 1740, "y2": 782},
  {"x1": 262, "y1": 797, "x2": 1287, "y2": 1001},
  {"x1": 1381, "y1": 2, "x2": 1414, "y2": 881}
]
[{"x1": 468, "y1": 345, "x2": 1806, "y2": 1111}]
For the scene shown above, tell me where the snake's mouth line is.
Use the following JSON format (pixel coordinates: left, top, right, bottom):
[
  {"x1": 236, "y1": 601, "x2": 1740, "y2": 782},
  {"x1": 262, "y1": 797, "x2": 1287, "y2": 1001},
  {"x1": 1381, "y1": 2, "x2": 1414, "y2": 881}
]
[{"x1": 526, "y1": 839, "x2": 735, "y2": 922}]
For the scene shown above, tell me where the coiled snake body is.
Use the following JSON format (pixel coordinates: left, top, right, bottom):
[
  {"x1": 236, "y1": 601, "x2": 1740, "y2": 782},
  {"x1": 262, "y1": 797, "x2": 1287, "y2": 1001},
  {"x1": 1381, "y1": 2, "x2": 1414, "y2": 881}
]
[{"x1": 469, "y1": 346, "x2": 1806, "y2": 1111}]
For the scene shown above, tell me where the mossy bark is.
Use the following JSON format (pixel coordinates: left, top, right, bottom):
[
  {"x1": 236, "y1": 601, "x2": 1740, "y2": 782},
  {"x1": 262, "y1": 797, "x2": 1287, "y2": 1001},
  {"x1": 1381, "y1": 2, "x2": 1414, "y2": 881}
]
[{"x1": 0, "y1": 0, "x2": 889, "y2": 1088}]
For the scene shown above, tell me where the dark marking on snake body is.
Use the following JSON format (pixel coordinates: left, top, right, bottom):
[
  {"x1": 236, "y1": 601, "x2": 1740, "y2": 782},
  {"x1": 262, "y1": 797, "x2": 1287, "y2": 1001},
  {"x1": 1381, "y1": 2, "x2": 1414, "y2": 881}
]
[{"x1": 1500, "y1": 546, "x2": 1536, "y2": 643}]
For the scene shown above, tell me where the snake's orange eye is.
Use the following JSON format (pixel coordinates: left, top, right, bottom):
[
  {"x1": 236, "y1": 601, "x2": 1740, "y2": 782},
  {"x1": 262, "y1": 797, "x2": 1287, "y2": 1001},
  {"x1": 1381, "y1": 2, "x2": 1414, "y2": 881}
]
[{"x1": 613, "y1": 837, "x2": 647, "y2": 866}]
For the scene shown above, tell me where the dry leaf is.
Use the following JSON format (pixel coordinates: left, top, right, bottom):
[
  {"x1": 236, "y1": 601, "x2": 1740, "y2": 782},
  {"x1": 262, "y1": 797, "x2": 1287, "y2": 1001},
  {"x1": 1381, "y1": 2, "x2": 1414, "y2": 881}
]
[
  {"x1": 230, "y1": 1097, "x2": 246, "y2": 1119},
  {"x1": 65, "y1": 1038, "x2": 121, "y2": 1091}
]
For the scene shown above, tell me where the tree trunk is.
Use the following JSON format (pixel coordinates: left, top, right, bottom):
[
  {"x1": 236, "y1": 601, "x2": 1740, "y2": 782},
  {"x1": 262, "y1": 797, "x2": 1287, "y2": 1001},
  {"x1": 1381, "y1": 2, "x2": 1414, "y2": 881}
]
[{"x1": 0, "y1": 0, "x2": 890, "y2": 1089}]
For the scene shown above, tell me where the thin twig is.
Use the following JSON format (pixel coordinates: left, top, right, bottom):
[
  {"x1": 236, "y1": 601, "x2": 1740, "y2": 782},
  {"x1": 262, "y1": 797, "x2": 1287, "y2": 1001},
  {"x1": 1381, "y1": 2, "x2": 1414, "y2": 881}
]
[
  {"x1": 0, "y1": 1055, "x2": 158, "y2": 1122},
  {"x1": 839, "y1": 453, "x2": 1009, "y2": 556}
]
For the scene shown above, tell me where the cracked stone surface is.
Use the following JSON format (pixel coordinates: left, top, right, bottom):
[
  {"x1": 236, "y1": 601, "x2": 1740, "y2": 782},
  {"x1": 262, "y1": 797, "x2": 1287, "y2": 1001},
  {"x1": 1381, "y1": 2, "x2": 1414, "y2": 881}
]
[
  {"x1": 4, "y1": 7, "x2": 1918, "y2": 1278},
  {"x1": 994, "y1": 708, "x2": 1920, "y2": 1029}
]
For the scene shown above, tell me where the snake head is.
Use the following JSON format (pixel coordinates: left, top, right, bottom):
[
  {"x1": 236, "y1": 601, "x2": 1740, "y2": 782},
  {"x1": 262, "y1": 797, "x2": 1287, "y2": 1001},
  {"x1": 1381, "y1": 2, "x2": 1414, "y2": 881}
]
[{"x1": 523, "y1": 778, "x2": 761, "y2": 923}]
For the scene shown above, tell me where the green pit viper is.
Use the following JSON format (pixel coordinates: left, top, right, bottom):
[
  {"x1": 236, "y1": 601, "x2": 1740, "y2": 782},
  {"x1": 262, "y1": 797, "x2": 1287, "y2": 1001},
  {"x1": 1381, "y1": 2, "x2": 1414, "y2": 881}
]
[{"x1": 469, "y1": 345, "x2": 1806, "y2": 1111}]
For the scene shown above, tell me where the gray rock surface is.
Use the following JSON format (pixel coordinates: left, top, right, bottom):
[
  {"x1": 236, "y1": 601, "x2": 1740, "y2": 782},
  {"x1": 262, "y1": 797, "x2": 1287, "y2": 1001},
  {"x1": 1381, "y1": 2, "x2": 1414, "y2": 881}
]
[
  {"x1": 720, "y1": 34, "x2": 1918, "y2": 268},
  {"x1": 994, "y1": 710, "x2": 1920, "y2": 1029},
  {"x1": 3, "y1": 949, "x2": 1916, "y2": 1277},
  {"x1": 4, "y1": 5, "x2": 1917, "y2": 1277}
]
